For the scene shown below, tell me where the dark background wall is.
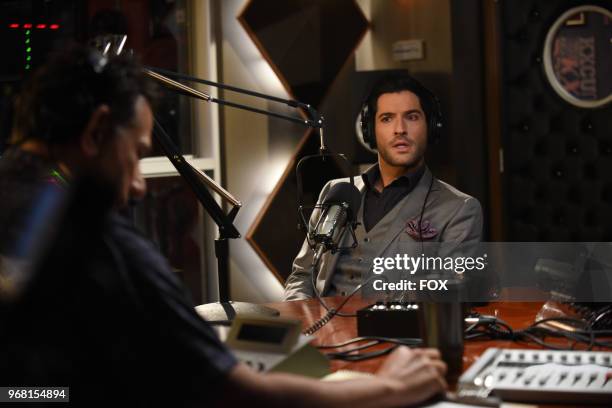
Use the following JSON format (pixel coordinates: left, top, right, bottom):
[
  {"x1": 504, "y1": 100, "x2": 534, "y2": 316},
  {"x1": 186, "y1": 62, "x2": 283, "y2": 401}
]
[{"x1": 492, "y1": 0, "x2": 612, "y2": 241}]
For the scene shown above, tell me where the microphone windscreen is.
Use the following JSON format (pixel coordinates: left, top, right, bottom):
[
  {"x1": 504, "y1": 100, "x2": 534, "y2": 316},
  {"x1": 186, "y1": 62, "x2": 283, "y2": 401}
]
[{"x1": 322, "y1": 182, "x2": 362, "y2": 215}]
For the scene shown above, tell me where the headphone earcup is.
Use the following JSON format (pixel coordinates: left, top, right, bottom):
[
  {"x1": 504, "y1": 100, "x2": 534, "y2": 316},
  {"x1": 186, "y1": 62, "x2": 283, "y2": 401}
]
[
  {"x1": 367, "y1": 108, "x2": 376, "y2": 150},
  {"x1": 360, "y1": 103, "x2": 376, "y2": 150}
]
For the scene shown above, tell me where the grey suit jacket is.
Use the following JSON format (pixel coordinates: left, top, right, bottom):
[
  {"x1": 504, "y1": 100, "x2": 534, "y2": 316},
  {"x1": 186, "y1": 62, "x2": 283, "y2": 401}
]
[{"x1": 283, "y1": 166, "x2": 483, "y2": 301}]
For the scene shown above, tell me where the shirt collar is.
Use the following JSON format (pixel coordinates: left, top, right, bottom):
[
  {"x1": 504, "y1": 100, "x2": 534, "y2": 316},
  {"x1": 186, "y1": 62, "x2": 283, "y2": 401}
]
[{"x1": 362, "y1": 163, "x2": 426, "y2": 192}]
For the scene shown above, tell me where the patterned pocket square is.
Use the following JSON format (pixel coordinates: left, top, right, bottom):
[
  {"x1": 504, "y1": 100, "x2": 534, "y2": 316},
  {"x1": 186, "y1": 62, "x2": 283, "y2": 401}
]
[{"x1": 406, "y1": 218, "x2": 438, "y2": 240}]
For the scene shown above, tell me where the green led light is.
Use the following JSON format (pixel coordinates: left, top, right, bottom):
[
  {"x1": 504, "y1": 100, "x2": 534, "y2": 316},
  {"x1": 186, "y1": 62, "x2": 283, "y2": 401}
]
[{"x1": 25, "y1": 28, "x2": 32, "y2": 70}]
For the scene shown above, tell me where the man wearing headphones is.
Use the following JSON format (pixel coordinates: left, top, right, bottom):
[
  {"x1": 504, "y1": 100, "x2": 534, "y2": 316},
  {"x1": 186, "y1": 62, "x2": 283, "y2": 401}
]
[{"x1": 284, "y1": 73, "x2": 483, "y2": 300}]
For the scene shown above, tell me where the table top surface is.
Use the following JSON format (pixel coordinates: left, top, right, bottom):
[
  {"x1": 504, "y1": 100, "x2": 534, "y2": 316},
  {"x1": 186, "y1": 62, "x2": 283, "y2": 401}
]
[
  {"x1": 266, "y1": 297, "x2": 554, "y2": 373},
  {"x1": 264, "y1": 297, "x2": 609, "y2": 407}
]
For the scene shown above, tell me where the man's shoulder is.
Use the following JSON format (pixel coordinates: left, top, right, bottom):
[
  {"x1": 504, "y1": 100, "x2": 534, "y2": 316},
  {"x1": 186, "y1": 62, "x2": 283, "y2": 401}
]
[
  {"x1": 105, "y1": 213, "x2": 174, "y2": 279},
  {"x1": 106, "y1": 213, "x2": 168, "y2": 266},
  {"x1": 434, "y1": 178, "x2": 475, "y2": 201},
  {"x1": 104, "y1": 213, "x2": 194, "y2": 304},
  {"x1": 432, "y1": 178, "x2": 482, "y2": 214}
]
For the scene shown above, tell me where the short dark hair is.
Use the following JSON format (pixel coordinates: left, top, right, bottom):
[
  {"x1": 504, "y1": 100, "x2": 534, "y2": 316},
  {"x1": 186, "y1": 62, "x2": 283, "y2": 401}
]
[
  {"x1": 366, "y1": 73, "x2": 437, "y2": 127},
  {"x1": 11, "y1": 44, "x2": 156, "y2": 145}
]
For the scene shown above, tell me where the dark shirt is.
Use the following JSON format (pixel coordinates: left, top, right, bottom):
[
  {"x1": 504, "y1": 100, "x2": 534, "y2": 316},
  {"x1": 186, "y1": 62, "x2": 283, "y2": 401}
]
[
  {"x1": 0, "y1": 148, "x2": 236, "y2": 406},
  {"x1": 362, "y1": 164, "x2": 425, "y2": 232}
]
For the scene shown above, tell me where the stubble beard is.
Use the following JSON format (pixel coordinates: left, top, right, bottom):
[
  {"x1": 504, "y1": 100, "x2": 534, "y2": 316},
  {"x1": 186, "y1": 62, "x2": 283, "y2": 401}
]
[{"x1": 379, "y1": 143, "x2": 426, "y2": 170}]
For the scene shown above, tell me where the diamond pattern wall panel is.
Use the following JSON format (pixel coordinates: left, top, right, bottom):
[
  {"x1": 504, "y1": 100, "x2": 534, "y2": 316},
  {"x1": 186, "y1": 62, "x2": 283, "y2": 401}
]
[
  {"x1": 238, "y1": 0, "x2": 369, "y2": 107},
  {"x1": 240, "y1": 0, "x2": 369, "y2": 282}
]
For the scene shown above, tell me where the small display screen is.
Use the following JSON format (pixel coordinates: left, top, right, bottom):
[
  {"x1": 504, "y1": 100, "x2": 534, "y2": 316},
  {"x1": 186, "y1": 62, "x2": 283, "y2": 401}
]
[{"x1": 237, "y1": 324, "x2": 288, "y2": 344}]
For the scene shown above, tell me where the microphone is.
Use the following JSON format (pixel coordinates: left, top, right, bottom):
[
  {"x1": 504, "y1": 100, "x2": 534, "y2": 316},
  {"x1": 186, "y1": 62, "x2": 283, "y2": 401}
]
[{"x1": 310, "y1": 182, "x2": 361, "y2": 265}]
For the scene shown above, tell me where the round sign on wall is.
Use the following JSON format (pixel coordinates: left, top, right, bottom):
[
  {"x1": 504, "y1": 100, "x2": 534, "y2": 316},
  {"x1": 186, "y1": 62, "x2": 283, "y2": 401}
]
[{"x1": 543, "y1": 5, "x2": 612, "y2": 108}]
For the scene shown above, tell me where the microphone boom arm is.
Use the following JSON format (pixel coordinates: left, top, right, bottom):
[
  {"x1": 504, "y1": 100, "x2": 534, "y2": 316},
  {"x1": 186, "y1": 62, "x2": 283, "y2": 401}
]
[
  {"x1": 143, "y1": 63, "x2": 328, "y2": 318},
  {"x1": 152, "y1": 119, "x2": 241, "y2": 238},
  {"x1": 144, "y1": 67, "x2": 324, "y2": 130}
]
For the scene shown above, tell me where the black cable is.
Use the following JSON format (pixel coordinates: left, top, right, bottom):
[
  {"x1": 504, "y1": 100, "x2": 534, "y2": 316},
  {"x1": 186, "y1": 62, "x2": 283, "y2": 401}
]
[
  {"x1": 574, "y1": 329, "x2": 612, "y2": 335},
  {"x1": 303, "y1": 267, "x2": 383, "y2": 335},
  {"x1": 463, "y1": 315, "x2": 612, "y2": 350},
  {"x1": 326, "y1": 345, "x2": 400, "y2": 362},
  {"x1": 523, "y1": 317, "x2": 597, "y2": 350},
  {"x1": 303, "y1": 310, "x2": 335, "y2": 336},
  {"x1": 315, "y1": 276, "x2": 363, "y2": 318},
  {"x1": 317, "y1": 336, "x2": 422, "y2": 349},
  {"x1": 319, "y1": 337, "x2": 421, "y2": 362},
  {"x1": 301, "y1": 283, "x2": 359, "y2": 335},
  {"x1": 465, "y1": 322, "x2": 479, "y2": 333},
  {"x1": 325, "y1": 340, "x2": 381, "y2": 354},
  {"x1": 465, "y1": 332, "x2": 490, "y2": 340},
  {"x1": 301, "y1": 270, "x2": 341, "y2": 335}
]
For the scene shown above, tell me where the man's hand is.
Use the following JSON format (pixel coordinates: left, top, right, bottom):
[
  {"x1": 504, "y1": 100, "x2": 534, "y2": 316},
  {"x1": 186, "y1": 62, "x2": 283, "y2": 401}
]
[
  {"x1": 376, "y1": 347, "x2": 448, "y2": 406},
  {"x1": 222, "y1": 346, "x2": 448, "y2": 408}
]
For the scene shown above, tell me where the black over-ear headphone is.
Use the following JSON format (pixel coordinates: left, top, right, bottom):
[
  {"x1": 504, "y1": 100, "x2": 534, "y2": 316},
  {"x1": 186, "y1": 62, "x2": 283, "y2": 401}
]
[{"x1": 359, "y1": 77, "x2": 443, "y2": 150}]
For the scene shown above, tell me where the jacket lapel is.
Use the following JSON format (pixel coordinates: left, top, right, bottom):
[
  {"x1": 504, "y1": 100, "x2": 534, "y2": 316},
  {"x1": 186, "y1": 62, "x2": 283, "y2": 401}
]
[{"x1": 368, "y1": 167, "x2": 439, "y2": 258}]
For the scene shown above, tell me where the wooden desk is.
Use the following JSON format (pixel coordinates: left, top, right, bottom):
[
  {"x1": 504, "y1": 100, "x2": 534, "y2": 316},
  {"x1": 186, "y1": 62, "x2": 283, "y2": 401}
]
[
  {"x1": 265, "y1": 297, "x2": 608, "y2": 407},
  {"x1": 266, "y1": 297, "x2": 551, "y2": 373}
]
